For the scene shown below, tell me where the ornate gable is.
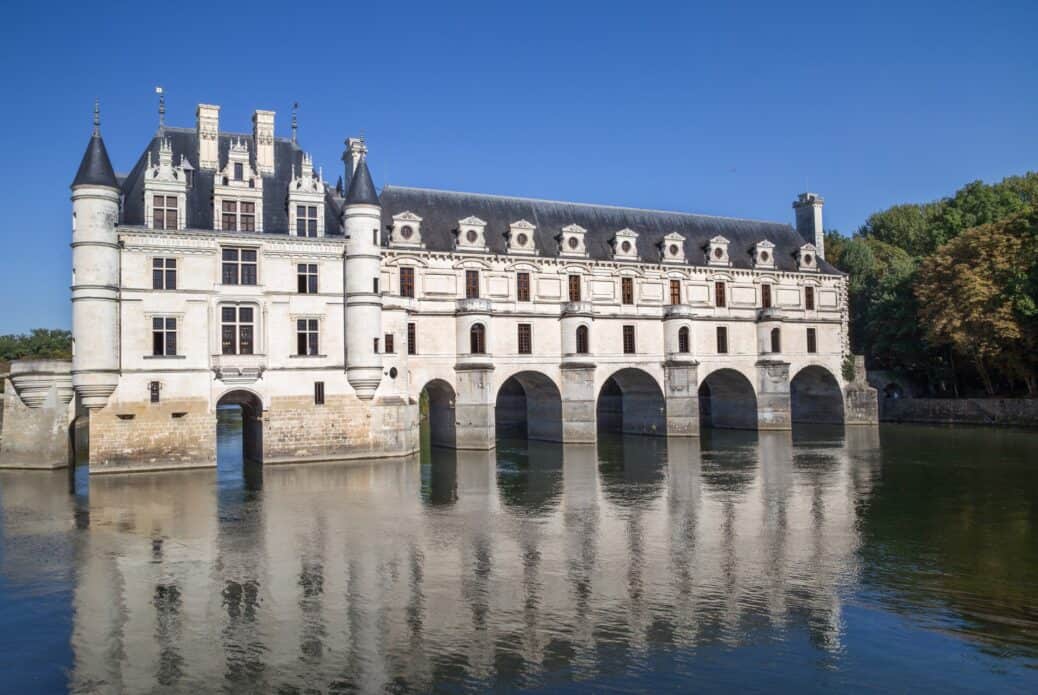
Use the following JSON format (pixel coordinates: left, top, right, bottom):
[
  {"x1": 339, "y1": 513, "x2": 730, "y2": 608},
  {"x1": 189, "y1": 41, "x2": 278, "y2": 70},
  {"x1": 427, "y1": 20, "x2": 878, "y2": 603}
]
[
  {"x1": 143, "y1": 138, "x2": 188, "y2": 230},
  {"x1": 506, "y1": 219, "x2": 537, "y2": 255},
  {"x1": 391, "y1": 210, "x2": 424, "y2": 248},
  {"x1": 456, "y1": 216, "x2": 487, "y2": 251},
  {"x1": 611, "y1": 228, "x2": 639, "y2": 260},
  {"x1": 796, "y1": 243, "x2": 819, "y2": 272},
  {"x1": 558, "y1": 223, "x2": 588, "y2": 258},
  {"x1": 705, "y1": 235, "x2": 730, "y2": 266},
  {"x1": 659, "y1": 232, "x2": 686, "y2": 264},
  {"x1": 753, "y1": 239, "x2": 775, "y2": 269}
]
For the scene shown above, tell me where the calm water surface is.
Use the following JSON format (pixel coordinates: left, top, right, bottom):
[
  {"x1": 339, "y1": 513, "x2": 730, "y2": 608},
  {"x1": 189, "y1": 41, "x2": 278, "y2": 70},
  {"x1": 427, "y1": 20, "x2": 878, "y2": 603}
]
[{"x1": 1, "y1": 423, "x2": 1036, "y2": 693}]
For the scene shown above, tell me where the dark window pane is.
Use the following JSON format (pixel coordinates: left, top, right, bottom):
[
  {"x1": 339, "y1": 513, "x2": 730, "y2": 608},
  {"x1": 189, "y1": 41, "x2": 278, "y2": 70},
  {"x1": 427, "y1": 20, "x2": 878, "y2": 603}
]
[
  {"x1": 241, "y1": 266, "x2": 256, "y2": 285},
  {"x1": 222, "y1": 264, "x2": 238, "y2": 285},
  {"x1": 297, "y1": 333, "x2": 306, "y2": 355},
  {"x1": 239, "y1": 326, "x2": 253, "y2": 355},
  {"x1": 242, "y1": 250, "x2": 256, "y2": 262},
  {"x1": 152, "y1": 331, "x2": 163, "y2": 356},
  {"x1": 153, "y1": 269, "x2": 163, "y2": 289},
  {"x1": 166, "y1": 332, "x2": 176, "y2": 356},
  {"x1": 166, "y1": 270, "x2": 176, "y2": 290},
  {"x1": 308, "y1": 275, "x2": 318, "y2": 293},
  {"x1": 222, "y1": 326, "x2": 236, "y2": 355},
  {"x1": 239, "y1": 307, "x2": 253, "y2": 322},
  {"x1": 223, "y1": 248, "x2": 238, "y2": 261}
]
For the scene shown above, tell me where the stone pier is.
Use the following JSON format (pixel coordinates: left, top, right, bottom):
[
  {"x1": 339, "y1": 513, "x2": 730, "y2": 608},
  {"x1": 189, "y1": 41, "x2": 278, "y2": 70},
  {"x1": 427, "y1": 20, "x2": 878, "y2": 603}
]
[{"x1": 0, "y1": 360, "x2": 75, "y2": 469}]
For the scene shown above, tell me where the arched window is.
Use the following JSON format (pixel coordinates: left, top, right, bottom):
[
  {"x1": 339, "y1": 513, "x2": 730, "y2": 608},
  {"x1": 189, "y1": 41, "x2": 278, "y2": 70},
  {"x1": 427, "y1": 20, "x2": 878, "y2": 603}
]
[
  {"x1": 770, "y1": 327, "x2": 781, "y2": 354},
  {"x1": 678, "y1": 326, "x2": 690, "y2": 353},
  {"x1": 576, "y1": 325, "x2": 589, "y2": 354},
  {"x1": 470, "y1": 323, "x2": 486, "y2": 354}
]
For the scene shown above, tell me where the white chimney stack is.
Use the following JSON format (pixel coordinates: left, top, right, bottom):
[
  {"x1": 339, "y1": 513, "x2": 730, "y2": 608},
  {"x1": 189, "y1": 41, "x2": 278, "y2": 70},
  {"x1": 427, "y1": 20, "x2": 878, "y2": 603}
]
[
  {"x1": 253, "y1": 109, "x2": 275, "y2": 175},
  {"x1": 196, "y1": 104, "x2": 220, "y2": 170}
]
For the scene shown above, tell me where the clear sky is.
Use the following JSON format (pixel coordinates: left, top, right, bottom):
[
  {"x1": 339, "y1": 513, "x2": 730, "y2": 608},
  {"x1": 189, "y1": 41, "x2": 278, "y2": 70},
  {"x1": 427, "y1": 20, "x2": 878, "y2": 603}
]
[{"x1": 0, "y1": 0, "x2": 1035, "y2": 333}]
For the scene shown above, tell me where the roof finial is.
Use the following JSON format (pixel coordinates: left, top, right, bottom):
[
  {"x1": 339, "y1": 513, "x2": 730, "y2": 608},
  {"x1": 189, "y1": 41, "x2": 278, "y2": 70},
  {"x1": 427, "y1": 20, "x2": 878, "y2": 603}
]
[
  {"x1": 93, "y1": 98, "x2": 100, "y2": 136},
  {"x1": 291, "y1": 102, "x2": 299, "y2": 143},
  {"x1": 156, "y1": 86, "x2": 165, "y2": 128}
]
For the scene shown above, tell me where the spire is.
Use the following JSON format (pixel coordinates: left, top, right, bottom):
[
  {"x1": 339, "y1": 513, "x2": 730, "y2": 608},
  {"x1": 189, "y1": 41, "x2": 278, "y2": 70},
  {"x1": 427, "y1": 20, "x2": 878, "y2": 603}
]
[
  {"x1": 72, "y1": 100, "x2": 118, "y2": 188},
  {"x1": 344, "y1": 156, "x2": 379, "y2": 206}
]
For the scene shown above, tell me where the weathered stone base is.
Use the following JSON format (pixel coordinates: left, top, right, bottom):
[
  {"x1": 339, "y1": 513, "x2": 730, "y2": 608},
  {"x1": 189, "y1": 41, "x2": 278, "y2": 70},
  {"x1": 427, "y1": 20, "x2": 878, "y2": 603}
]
[
  {"x1": 0, "y1": 378, "x2": 73, "y2": 469},
  {"x1": 85, "y1": 394, "x2": 419, "y2": 473},
  {"x1": 665, "y1": 362, "x2": 700, "y2": 437},
  {"x1": 845, "y1": 386, "x2": 880, "y2": 425}
]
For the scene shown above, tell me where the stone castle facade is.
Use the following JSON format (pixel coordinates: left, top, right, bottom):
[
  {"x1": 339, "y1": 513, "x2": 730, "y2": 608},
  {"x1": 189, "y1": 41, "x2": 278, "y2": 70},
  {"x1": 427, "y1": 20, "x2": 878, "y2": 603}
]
[{"x1": 0, "y1": 101, "x2": 877, "y2": 473}]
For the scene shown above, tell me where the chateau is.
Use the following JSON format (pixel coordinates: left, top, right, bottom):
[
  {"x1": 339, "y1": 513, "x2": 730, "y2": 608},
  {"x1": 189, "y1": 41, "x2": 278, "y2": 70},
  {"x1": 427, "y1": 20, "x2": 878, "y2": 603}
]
[{"x1": 1, "y1": 101, "x2": 877, "y2": 473}]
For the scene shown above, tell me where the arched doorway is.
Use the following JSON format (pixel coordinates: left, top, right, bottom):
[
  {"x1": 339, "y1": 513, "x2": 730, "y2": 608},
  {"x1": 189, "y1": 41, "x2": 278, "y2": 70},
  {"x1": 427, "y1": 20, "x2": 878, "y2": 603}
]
[
  {"x1": 419, "y1": 380, "x2": 457, "y2": 449},
  {"x1": 698, "y1": 369, "x2": 757, "y2": 430},
  {"x1": 216, "y1": 390, "x2": 264, "y2": 467},
  {"x1": 790, "y1": 366, "x2": 845, "y2": 424},
  {"x1": 495, "y1": 371, "x2": 563, "y2": 442},
  {"x1": 596, "y1": 368, "x2": 666, "y2": 435}
]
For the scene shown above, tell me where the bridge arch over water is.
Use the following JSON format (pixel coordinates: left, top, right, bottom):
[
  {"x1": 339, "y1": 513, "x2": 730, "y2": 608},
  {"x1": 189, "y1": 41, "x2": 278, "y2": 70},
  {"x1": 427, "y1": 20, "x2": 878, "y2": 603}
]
[
  {"x1": 494, "y1": 370, "x2": 563, "y2": 442},
  {"x1": 596, "y1": 367, "x2": 667, "y2": 435},
  {"x1": 790, "y1": 365, "x2": 845, "y2": 424},
  {"x1": 419, "y1": 379, "x2": 458, "y2": 448},
  {"x1": 698, "y1": 367, "x2": 758, "y2": 430}
]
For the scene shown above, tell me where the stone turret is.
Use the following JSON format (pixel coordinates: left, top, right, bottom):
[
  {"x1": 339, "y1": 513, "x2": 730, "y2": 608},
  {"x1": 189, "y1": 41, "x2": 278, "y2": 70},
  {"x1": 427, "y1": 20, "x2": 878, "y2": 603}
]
[
  {"x1": 70, "y1": 100, "x2": 121, "y2": 409},
  {"x1": 342, "y1": 145, "x2": 383, "y2": 399}
]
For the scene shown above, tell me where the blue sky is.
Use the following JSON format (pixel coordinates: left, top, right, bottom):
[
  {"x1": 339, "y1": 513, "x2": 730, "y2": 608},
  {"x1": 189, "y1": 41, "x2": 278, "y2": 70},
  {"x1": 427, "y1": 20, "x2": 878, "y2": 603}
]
[{"x1": 0, "y1": 0, "x2": 1035, "y2": 333}]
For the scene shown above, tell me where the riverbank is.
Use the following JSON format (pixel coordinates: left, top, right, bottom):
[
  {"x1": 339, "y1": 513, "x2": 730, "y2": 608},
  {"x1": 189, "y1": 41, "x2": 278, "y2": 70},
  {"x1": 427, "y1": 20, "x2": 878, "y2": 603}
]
[{"x1": 882, "y1": 397, "x2": 1038, "y2": 427}]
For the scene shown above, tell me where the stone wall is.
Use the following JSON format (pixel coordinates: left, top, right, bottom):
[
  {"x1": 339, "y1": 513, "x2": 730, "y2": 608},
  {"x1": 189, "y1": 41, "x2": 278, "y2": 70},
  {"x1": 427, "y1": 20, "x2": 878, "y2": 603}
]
[
  {"x1": 88, "y1": 397, "x2": 216, "y2": 473},
  {"x1": 0, "y1": 361, "x2": 75, "y2": 469},
  {"x1": 882, "y1": 398, "x2": 1038, "y2": 427}
]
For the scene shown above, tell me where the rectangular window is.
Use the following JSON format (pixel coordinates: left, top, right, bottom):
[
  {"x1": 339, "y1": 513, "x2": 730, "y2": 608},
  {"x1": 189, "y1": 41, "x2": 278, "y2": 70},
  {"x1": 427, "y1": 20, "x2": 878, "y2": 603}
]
[
  {"x1": 296, "y1": 319, "x2": 319, "y2": 356},
  {"x1": 221, "y1": 200, "x2": 237, "y2": 231},
  {"x1": 715, "y1": 282, "x2": 726, "y2": 308},
  {"x1": 221, "y1": 306, "x2": 254, "y2": 355},
  {"x1": 149, "y1": 381, "x2": 160, "y2": 404},
  {"x1": 296, "y1": 205, "x2": 318, "y2": 237},
  {"x1": 807, "y1": 327, "x2": 817, "y2": 354},
  {"x1": 517, "y1": 323, "x2": 532, "y2": 354},
  {"x1": 152, "y1": 258, "x2": 177, "y2": 290},
  {"x1": 622, "y1": 325, "x2": 635, "y2": 354},
  {"x1": 374, "y1": 337, "x2": 379, "y2": 353},
  {"x1": 153, "y1": 195, "x2": 178, "y2": 230},
  {"x1": 569, "y1": 275, "x2": 582, "y2": 302},
  {"x1": 517, "y1": 272, "x2": 530, "y2": 302},
  {"x1": 762, "y1": 284, "x2": 772, "y2": 309},
  {"x1": 151, "y1": 317, "x2": 177, "y2": 356},
  {"x1": 221, "y1": 248, "x2": 257, "y2": 285},
  {"x1": 805, "y1": 286, "x2": 815, "y2": 311},
  {"x1": 373, "y1": 277, "x2": 379, "y2": 294},
  {"x1": 234, "y1": 162, "x2": 244, "y2": 180},
  {"x1": 407, "y1": 322, "x2": 417, "y2": 355},
  {"x1": 373, "y1": 229, "x2": 379, "y2": 246},
  {"x1": 716, "y1": 326, "x2": 728, "y2": 354},
  {"x1": 621, "y1": 277, "x2": 634, "y2": 305},
  {"x1": 297, "y1": 263, "x2": 318, "y2": 294},
  {"x1": 465, "y1": 270, "x2": 480, "y2": 299},
  {"x1": 314, "y1": 381, "x2": 325, "y2": 405},
  {"x1": 400, "y1": 267, "x2": 415, "y2": 298},
  {"x1": 670, "y1": 279, "x2": 681, "y2": 305},
  {"x1": 240, "y1": 201, "x2": 256, "y2": 232},
  {"x1": 385, "y1": 333, "x2": 395, "y2": 353}
]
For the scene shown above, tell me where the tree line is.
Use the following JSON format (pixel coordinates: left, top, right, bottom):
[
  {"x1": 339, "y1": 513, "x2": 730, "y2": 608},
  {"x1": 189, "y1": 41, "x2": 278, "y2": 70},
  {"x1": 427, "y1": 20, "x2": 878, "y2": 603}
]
[
  {"x1": 0, "y1": 329, "x2": 73, "y2": 388},
  {"x1": 825, "y1": 173, "x2": 1038, "y2": 397}
]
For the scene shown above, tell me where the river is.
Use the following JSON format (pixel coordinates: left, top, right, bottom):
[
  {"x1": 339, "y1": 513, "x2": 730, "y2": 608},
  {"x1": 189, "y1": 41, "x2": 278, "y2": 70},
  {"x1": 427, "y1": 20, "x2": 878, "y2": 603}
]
[{"x1": 0, "y1": 422, "x2": 1035, "y2": 692}]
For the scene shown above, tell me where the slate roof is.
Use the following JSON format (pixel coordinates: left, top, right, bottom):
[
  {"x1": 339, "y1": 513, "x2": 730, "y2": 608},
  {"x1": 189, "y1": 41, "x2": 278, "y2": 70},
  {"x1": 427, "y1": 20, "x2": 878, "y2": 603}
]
[
  {"x1": 380, "y1": 186, "x2": 839, "y2": 274},
  {"x1": 71, "y1": 134, "x2": 118, "y2": 188},
  {"x1": 117, "y1": 127, "x2": 343, "y2": 235},
  {"x1": 344, "y1": 160, "x2": 380, "y2": 206}
]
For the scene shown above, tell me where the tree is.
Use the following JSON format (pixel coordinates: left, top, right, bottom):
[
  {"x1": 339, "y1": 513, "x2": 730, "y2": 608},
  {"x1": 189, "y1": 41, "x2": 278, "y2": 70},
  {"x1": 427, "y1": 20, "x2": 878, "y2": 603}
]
[
  {"x1": 915, "y1": 210, "x2": 1038, "y2": 395},
  {"x1": 0, "y1": 329, "x2": 73, "y2": 362}
]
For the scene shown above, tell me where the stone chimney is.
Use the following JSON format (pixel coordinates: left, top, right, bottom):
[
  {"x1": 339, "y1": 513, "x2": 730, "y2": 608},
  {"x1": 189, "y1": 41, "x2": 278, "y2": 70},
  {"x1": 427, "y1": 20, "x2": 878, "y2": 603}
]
[
  {"x1": 196, "y1": 104, "x2": 220, "y2": 170},
  {"x1": 342, "y1": 137, "x2": 367, "y2": 194},
  {"x1": 252, "y1": 109, "x2": 275, "y2": 175},
  {"x1": 793, "y1": 192, "x2": 825, "y2": 259}
]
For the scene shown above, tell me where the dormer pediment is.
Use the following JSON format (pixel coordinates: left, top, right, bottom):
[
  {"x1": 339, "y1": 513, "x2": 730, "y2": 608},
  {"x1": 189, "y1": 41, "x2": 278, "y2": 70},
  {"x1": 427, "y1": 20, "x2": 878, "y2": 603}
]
[
  {"x1": 660, "y1": 232, "x2": 686, "y2": 264},
  {"x1": 459, "y1": 216, "x2": 487, "y2": 226},
  {"x1": 506, "y1": 219, "x2": 537, "y2": 255},
  {"x1": 558, "y1": 223, "x2": 588, "y2": 257},
  {"x1": 390, "y1": 210, "x2": 424, "y2": 248},
  {"x1": 612, "y1": 228, "x2": 639, "y2": 260}
]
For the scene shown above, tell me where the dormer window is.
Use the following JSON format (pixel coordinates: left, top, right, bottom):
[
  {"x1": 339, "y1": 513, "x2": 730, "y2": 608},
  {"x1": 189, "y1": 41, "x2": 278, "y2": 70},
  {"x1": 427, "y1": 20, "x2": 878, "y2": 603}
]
[
  {"x1": 559, "y1": 224, "x2": 588, "y2": 258},
  {"x1": 506, "y1": 219, "x2": 537, "y2": 255},
  {"x1": 234, "y1": 162, "x2": 244, "y2": 180},
  {"x1": 214, "y1": 139, "x2": 263, "y2": 232},
  {"x1": 153, "y1": 195, "x2": 179, "y2": 230},
  {"x1": 612, "y1": 228, "x2": 639, "y2": 260},
  {"x1": 753, "y1": 240, "x2": 776, "y2": 269},
  {"x1": 797, "y1": 243, "x2": 819, "y2": 272},
  {"x1": 143, "y1": 138, "x2": 187, "y2": 231},
  {"x1": 706, "y1": 235, "x2": 730, "y2": 266},
  {"x1": 296, "y1": 205, "x2": 318, "y2": 237},
  {"x1": 660, "y1": 232, "x2": 687, "y2": 264},
  {"x1": 390, "y1": 211, "x2": 424, "y2": 247},
  {"x1": 288, "y1": 152, "x2": 324, "y2": 237},
  {"x1": 456, "y1": 216, "x2": 487, "y2": 251}
]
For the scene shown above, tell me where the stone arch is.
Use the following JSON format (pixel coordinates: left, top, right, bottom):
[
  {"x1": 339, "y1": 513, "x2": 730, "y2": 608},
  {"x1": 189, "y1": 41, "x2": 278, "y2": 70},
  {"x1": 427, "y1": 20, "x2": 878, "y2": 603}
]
[
  {"x1": 495, "y1": 370, "x2": 563, "y2": 442},
  {"x1": 420, "y1": 379, "x2": 457, "y2": 448},
  {"x1": 698, "y1": 368, "x2": 758, "y2": 430},
  {"x1": 596, "y1": 367, "x2": 667, "y2": 436},
  {"x1": 216, "y1": 389, "x2": 265, "y2": 465},
  {"x1": 790, "y1": 365, "x2": 845, "y2": 424}
]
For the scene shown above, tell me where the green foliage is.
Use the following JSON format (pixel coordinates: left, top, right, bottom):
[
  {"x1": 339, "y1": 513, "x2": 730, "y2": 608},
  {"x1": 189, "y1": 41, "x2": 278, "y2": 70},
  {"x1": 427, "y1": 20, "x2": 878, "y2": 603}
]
[
  {"x1": 831, "y1": 171, "x2": 1038, "y2": 396},
  {"x1": 841, "y1": 355, "x2": 856, "y2": 383},
  {"x1": 0, "y1": 329, "x2": 73, "y2": 362}
]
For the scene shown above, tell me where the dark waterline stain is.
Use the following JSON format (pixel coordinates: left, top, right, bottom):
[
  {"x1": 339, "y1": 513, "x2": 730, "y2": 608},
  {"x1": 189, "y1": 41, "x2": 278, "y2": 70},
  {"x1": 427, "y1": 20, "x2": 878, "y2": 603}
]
[{"x1": 0, "y1": 422, "x2": 1036, "y2": 692}]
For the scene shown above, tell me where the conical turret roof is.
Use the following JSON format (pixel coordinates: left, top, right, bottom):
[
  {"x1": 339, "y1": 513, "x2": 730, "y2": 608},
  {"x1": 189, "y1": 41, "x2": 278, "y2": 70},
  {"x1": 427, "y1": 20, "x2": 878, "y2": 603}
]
[
  {"x1": 71, "y1": 133, "x2": 118, "y2": 188},
  {"x1": 344, "y1": 159, "x2": 379, "y2": 206}
]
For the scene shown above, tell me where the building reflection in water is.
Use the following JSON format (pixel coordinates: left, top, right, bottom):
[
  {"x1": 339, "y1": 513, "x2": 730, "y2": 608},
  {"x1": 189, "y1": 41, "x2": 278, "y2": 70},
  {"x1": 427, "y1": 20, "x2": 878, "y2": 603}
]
[{"x1": 53, "y1": 430, "x2": 879, "y2": 692}]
